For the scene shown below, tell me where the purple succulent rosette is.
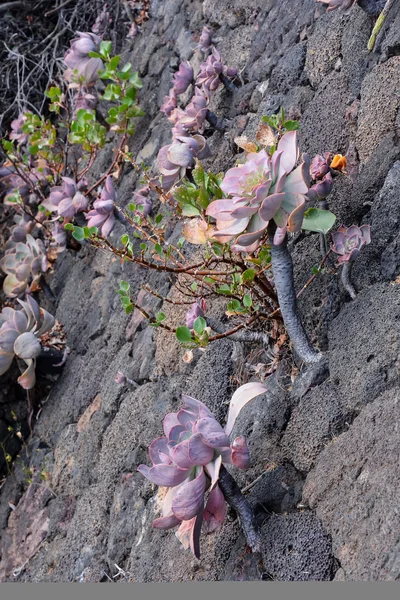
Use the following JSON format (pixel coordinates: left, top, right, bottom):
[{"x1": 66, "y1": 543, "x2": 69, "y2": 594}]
[
  {"x1": 158, "y1": 135, "x2": 211, "y2": 191},
  {"x1": 172, "y1": 61, "x2": 194, "y2": 95},
  {"x1": 42, "y1": 177, "x2": 88, "y2": 219},
  {"x1": 196, "y1": 48, "x2": 237, "y2": 92},
  {"x1": 206, "y1": 131, "x2": 310, "y2": 251},
  {"x1": 0, "y1": 234, "x2": 48, "y2": 298},
  {"x1": 0, "y1": 296, "x2": 55, "y2": 389},
  {"x1": 138, "y1": 385, "x2": 267, "y2": 558},
  {"x1": 186, "y1": 299, "x2": 206, "y2": 328},
  {"x1": 132, "y1": 186, "x2": 152, "y2": 217},
  {"x1": 317, "y1": 0, "x2": 357, "y2": 11},
  {"x1": 177, "y1": 88, "x2": 209, "y2": 134},
  {"x1": 198, "y1": 26, "x2": 214, "y2": 53},
  {"x1": 331, "y1": 224, "x2": 371, "y2": 263},
  {"x1": 9, "y1": 112, "x2": 29, "y2": 146},
  {"x1": 160, "y1": 89, "x2": 177, "y2": 117},
  {"x1": 64, "y1": 32, "x2": 104, "y2": 85},
  {"x1": 86, "y1": 176, "x2": 116, "y2": 237}
]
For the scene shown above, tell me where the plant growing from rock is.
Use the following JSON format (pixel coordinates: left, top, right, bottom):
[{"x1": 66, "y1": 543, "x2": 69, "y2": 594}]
[
  {"x1": 0, "y1": 296, "x2": 55, "y2": 389},
  {"x1": 138, "y1": 383, "x2": 267, "y2": 558},
  {"x1": 331, "y1": 224, "x2": 371, "y2": 299}
]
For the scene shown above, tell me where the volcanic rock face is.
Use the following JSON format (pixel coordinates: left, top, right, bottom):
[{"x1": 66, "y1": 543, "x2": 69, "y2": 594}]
[{"x1": 1, "y1": 0, "x2": 400, "y2": 582}]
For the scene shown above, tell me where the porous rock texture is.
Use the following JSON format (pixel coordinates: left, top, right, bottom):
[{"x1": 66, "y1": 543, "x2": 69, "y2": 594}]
[{"x1": 1, "y1": 0, "x2": 400, "y2": 582}]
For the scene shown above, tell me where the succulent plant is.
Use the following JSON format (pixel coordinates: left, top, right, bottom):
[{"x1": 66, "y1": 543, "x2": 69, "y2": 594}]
[
  {"x1": 0, "y1": 234, "x2": 49, "y2": 298},
  {"x1": 172, "y1": 61, "x2": 194, "y2": 95},
  {"x1": 5, "y1": 214, "x2": 35, "y2": 251},
  {"x1": 196, "y1": 48, "x2": 237, "y2": 92},
  {"x1": 198, "y1": 26, "x2": 214, "y2": 53},
  {"x1": 0, "y1": 296, "x2": 55, "y2": 389},
  {"x1": 176, "y1": 88, "x2": 209, "y2": 134},
  {"x1": 317, "y1": 0, "x2": 357, "y2": 10},
  {"x1": 206, "y1": 131, "x2": 310, "y2": 251},
  {"x1": 309, "y1": 153, "x2": 332, "y2": 180},
  {"x1": 132, "y1": 186, "x2": 152, "y2": 217},
  {"x1": 158, "y1": 135, "x2": 211, "y2": 191},
  {"x1": 64, "y1": 32, "x2": 104, "y2": 85},
  {"x1": 42, "y1": 177, "x2": 88, "y2": 219},
  {"x1": 307, "y1": 172, "x2": 333, "y2": 201},
  {"x1": 186, "y1": 299, "x2": 206, "y2": 328},
  {"x1": 331, "y1": 224, "x2": 371, "y2": 263},
  {"x1": 138, "y1": 384, "x2": 267, "y2": 557},
  {"x1": 86, "y1": 176, "x2": 116, "y2": 236},
  {"x1": 9, "y1": 112, "x2": 29, "y2": 146},
  {"x1": 160, "y1": 89, "x2": 177, "y2": 117}
]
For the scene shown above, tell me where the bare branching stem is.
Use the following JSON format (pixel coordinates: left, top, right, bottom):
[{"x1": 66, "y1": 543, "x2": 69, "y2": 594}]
[{"x1": 218, "y1": 465, "x2": 261, "y2": 552}]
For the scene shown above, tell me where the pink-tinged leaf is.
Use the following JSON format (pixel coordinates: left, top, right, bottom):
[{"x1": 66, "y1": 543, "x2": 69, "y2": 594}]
[
  {"x1": 169, "y1": 439, "x2": 194, "y2": 469},
  {"x1": 172, "y1": 468, "x2": 207, "y2": 521},
  {"x1": 213, "y1": 217, "x2": 251, "y2": 238},
  {"x1": 225, "y1": 382, "x2": 268, "y2": 436},
  {"x1": 159, "y1": 451, "x2": 172, "y2": 464},
  {"x1": 283, "y1": 162, "x2": 309, "y2": 195},
  {"x1": 168, "y1": 425, "x2": 187, "y2": 443},
  {"x1": 204, "y1": 455, "x2": 222, "y2": 489},
  {"x1": 188, "y1": 433, "x2": 215, "y2": 465},
  {"x1": 231, "y1": 436, "x2": 251, "y2": 469},
  {"x1": 193, "y1": 418, "x2": 230, "y2": 448},
  {"x1": 17, "y1": 358, "x2": 36, "y2": 390},
  {"x1": 152, "y1": 513, "x2": 181, "y2": 530},
  {"x1": 230, "y1": 205, "x2": 258, "y2": 219},
  {"x1": 12, "y1": 310, "x2": 28, "y2": 334},
  {"x1": 203, "y1": 485, "x2": 226, "y2": 534},
  {"x1": 13, "y1": 332, "x2": 41, "y2": 360},
  {"x1": 149, "y1": 436, "x2": 170, "y2": 465},
  {"x1": 277, "y1": 131, "x2": 298, "y2": 175},
  {"x1": 258, "y1": 192, "x2": 285, "y2": 222},
  {"x1": 137, "y1": 463, "x2": 190, "y2": 487},
  {"x1": 205, "y1": 199, "x2": 237, "y2": 220},
  {"x1": 0, "y1": 328, "x2": 20, "y2": 353},
  {"x1": 287, "y1": 195, "x2": 306, "y2": 233},
  {"x1": 163, "y1": 413, "x2": 181, "y2": 437},
  {"x1": 181, "y1": 395, "x2": 214, "y2": 418},
  {"x1": 177, "y1": 409, "x2": 196, "y2": 429}
]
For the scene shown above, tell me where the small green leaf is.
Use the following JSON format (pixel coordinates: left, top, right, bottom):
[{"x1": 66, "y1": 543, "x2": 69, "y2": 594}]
[
  {"x1": 140, "y1": 243, "x2": 147, "y2": 251},
  {"x1": 302, "y1": 208, "x2": 336, "y2": 235},
  {"x1": 120, "y1": 280, "x2": 130, "y2": 292},
  {"x1": 242, "y1": 268, "x2": 256, "y2": 283},
  {"x1": 155, "y1": 214, "x2": 163, "y2": 224},
  {"x1": 176, "y1": 326, "x2": 193, "y2": 343},
  {"x1": 243, "y1": 294, "x2": 252, "y2": 308},
  {"x1": 64, "y1": 223, "x2": 74, "y2": 231},
  {"x1": 181, "y1": 204, "x2": 200, "y2": 217},
  {"x1": 72, "y1": 226, "x2": 85, "y2": 241},
  {"x1": 121, "y1": 234, "x2": 129, "y2": 245},
  {"x1": 156, "y1": 312, "x2": 166, "y2": 322},
  {"x1": 284, "y1": 120, "x2": 299, "y2": 131},
  {"x1": 191, "y1": 282, "x2": 197, "y2": 292},
  {"x1": 193, "y1": 316, "x2": 206, "y2": 335}
]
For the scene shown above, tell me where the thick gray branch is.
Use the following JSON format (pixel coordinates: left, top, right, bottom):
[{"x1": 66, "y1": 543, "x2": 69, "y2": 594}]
[{"x1": 268, "y1": 225, "x2": 323, "y2": 364}]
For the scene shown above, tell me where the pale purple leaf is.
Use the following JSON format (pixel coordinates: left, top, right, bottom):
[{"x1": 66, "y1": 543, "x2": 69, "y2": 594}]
[
  {"x1": 225, "y1": 382, "x2": 268, "y2": 436},
  {"x1": 172, "y1": 468, "x2": 207, "y2": 521},
  {"x1": 137, "y1": 463, "x2": 190, "y2": 487},
  {"x1": 188, "y1": 433, "x2": 215, "y2": 465},
  {"x1": 203, "y1": 485, "x2": 226, "y2": 534},
  {"x1": 193, "y1": 418, "x2": 230, "y2": 448}
]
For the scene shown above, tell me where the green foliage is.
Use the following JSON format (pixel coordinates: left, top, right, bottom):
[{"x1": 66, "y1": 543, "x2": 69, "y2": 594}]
[
  {"x1": 301, "y1": 208, "x2": 336, "y2": 235},
  {"x1": 174, "y1": 162, "x2": 224, "y2": 215},
  {"x1": 262, "y1": 106, "x2": 299, "y2": 136},
  {"x1": 69, "y1": 109, "x2": 106, "y2": 150},
  {"x1": 64, "y1": 223, "x2": 98, "y2": 241}
]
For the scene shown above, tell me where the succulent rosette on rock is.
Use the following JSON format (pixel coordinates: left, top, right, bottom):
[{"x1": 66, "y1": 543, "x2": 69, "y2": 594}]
[{"x1": 206, "y1": 131, "x2": 310, "y2": 250}]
